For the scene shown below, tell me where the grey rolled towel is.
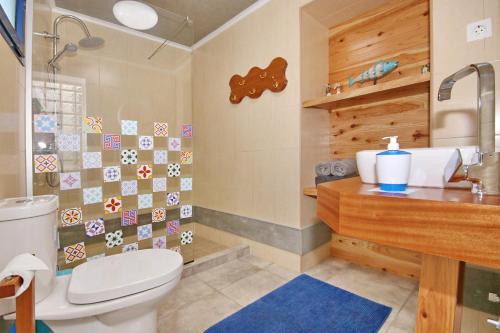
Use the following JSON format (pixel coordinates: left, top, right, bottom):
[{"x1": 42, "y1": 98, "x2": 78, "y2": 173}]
[
  {"x1": 315, "y1": 162, "x2": 332, "y2": 176},
  {"x1": 315, "y1": 175, "x2": 343, "y2": 186},
  {"x1": 315, "y1": 174, "x2": 357, "y2": 186},
  {"x1": 331, "y1": 159, "x2": 358, "y2": 177}
]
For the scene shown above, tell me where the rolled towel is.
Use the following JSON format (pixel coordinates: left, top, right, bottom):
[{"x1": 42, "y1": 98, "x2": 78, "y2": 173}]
[
  {"x1": 315, "y1": 175, "x2": 343, "y2": 186},
  {"x1": 331, "y1": 159, "x2": 358, "y2": 177},
  {"x1": 0, "y1": 253, "x2": 48, "y2": 299},
  {"x1": 315, "y1": 162, "x2": 332, "y2": 176},
  {"x1": 315, "y1": 174, "x2": 358, "y2": 186}
]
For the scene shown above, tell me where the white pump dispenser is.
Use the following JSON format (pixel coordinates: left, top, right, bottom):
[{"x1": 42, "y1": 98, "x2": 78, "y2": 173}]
[
  {"x1": 382, "y1": 136, "x2": 400, "y2": 150},
  {"x1": 376, "y1": 136, "x2": 412, "y2": 192}
]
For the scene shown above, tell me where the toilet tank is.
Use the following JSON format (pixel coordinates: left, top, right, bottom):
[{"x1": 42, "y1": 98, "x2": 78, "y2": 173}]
[{"x1": 0, "y1": 195, "x2": 58, "y2": 316}]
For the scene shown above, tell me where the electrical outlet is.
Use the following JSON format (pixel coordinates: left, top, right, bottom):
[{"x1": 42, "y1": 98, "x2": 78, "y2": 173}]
[
  {"x1": 467, "y1": 18, "x2": 492, "y2": 42},
  {"x1": 488, "y1": 292, "x2": 500, "y2": 303}
]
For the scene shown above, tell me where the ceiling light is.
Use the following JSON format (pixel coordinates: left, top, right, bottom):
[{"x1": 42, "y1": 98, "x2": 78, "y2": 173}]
[{"x1": 113, "y1": 1, "x2": 158, "y2": 30}]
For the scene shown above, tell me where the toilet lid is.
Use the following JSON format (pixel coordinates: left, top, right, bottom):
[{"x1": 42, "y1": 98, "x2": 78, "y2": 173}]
[{"x1": 67, "y1": 249, "x2": 183, "y2": 304}]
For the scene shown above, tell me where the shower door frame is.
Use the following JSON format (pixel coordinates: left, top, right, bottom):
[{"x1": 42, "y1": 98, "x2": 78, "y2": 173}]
[{"x1": 24, "y1": 0, "x2": 33, "y2": 196}]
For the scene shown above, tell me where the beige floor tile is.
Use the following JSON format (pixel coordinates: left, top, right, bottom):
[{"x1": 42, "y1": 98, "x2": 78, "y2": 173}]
[
  {"x1": 265, "y1": 263, "x2": 300, "y2": 280},
  {"x1": 219, "y1": 269, "x2": 287, "y2": 306},
  {"x1": 239, "y1": 254, "x2": 273, "y2": 269},
  {"x1": 195, "y1": 259, "x2": 261, "y2": 290},
  {"x1": 158, "y1": 291, "x2": 241, "y2": 333},
  {"x1": 304, "y1": 258, "x2": 349, "y2": 281},
  {"x1": 385, "y1": 290, "x2": 418, "y2": 333},
  {"x1": 327, "y1": 264, "x2": 417, "y2": 309},
  {"x1": 157, "y1": 257, "x2": 420, "y2": 332},
  {"x1": 194, "y1": 236, "x2": 228, "y2": 259},
  {"x1": 322, "y1": 257, "x2": 353, "y2": 269},
  {"x1": 158, "y1": 275, "x2": 215, "y2": 318}
]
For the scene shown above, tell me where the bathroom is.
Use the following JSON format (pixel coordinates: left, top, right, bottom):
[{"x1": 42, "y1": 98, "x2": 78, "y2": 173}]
[{"x1": 0, "y1": 0, "x2": 498, "y2": 332}]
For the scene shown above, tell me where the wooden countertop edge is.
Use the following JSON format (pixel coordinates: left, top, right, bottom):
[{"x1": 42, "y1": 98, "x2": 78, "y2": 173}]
[
  {"x1": 303, "y1": 187, "x2": 318, "y2": 198},
  {"x1": 317, "y1": 177, "x2": 500, "y2": 207}
]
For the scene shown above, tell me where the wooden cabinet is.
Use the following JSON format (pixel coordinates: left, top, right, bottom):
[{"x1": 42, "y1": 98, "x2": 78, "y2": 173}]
[{"x1": 316, "y1": 177, "x2": 500, "y2": 332}]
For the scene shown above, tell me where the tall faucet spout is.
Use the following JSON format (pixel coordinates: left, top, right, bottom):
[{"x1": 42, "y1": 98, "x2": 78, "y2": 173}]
[{"x1": 438, "y1": 63, "x2": 496, "y2": 154}]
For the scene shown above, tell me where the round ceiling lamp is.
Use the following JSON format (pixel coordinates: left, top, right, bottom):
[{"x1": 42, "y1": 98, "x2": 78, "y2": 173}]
[{"x1": 113, "y1": 1, "x2": 158, "y2": 30}]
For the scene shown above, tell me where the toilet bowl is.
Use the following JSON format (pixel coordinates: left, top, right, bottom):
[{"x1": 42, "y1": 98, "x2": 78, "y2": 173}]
[
  {"x1": 0, "y1": 196, "x2": 183, "y2": 333},
  {"x1": 5, "y1": 249, "x2": 183, "y2": 333}
]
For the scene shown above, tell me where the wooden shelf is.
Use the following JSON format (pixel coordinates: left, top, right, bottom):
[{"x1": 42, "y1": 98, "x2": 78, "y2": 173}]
[
  {"x1": 303, "y1": 187, "x2": 318, "y2": 198},
  {"x1": 302, "y1": 74, "x2": 430, "y2": 110}
]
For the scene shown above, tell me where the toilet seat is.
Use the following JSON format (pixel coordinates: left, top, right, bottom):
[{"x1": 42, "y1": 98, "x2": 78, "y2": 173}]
[
  {"x1": 69, "y1": 249, "x2": 182, "y2": 304},
  {"x1": 4, "y1": 249, "x2": 183, "y2": 321}
]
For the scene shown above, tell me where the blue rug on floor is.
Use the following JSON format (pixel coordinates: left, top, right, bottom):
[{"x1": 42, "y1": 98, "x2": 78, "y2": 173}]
[{"x1": 205, "y1": 274, "x2": 391, "y2": 333}]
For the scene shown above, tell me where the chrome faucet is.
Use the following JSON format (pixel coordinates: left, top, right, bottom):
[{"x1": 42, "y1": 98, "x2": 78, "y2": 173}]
[{"x1": 439, "y1": 63, "x2": 499, "y2": 195}]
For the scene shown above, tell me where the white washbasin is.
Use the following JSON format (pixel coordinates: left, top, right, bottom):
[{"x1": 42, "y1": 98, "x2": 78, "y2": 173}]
[{"x1": 356, "y1": 146, "x2": 479, "y2": 188}]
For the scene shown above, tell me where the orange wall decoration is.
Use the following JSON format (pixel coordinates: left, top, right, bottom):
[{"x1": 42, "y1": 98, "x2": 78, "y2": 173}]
[{"x1": 229, "y1": 57, "x2": 288, "y2": 104}]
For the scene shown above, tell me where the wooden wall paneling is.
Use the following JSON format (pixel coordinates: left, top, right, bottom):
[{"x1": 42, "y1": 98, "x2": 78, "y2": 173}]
[
  {"x1": 329, "y1": 0, "x2": 430, "y2": 93},
  {"x1": 329, "y1": 86, "x2": 429, "y2": 158},
  {"x1": 327, "y1": 0, "x2": 430, "y2": 160},
  {"x1": 329, "y1": 50, "x2": 429, "y2": 88},
  {"x1": 319, "y1": 0, "x2": 430, "y2": 278},
  {"x1": 331, "y1": 234, "x2": 422, "y2": 280}
]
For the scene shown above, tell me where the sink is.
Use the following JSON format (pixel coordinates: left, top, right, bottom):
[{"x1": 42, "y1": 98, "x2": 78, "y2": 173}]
[{"x1": 356, "y1": 146, "x2": 479, "y2": 188}]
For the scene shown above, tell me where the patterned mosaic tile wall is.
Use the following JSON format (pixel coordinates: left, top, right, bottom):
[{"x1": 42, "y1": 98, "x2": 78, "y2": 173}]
[{"x1": 33, "y1": 105, "x2": 194, "y2": 270}]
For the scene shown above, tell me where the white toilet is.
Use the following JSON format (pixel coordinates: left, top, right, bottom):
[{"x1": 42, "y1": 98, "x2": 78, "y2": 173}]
[{"x1": 0, "y1": 196, "x2": 183, "y2": 333}]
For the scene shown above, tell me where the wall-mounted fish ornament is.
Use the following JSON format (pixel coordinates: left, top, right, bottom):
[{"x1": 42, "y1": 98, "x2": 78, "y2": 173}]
[{"x1": 348, "y1": 60, "x2": 399, "y2": 86}]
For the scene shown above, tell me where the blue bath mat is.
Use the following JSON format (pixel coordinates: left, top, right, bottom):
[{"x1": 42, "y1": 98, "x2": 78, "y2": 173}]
[{"x1": 205, "y1": 274, "x2": 391, "y2": 333}]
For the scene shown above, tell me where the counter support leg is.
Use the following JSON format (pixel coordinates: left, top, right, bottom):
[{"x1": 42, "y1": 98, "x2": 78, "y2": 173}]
[{"x1": 416, "y1": 254, "x2": 464, "y2": 333}]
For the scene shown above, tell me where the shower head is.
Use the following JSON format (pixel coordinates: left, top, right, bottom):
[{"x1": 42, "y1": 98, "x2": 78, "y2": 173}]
[
  {"x1": 78, "y1": 36, "x2": 105, "y2": 49},
  {"x1": 52, "y1": 15, "x2": 105, "y2": 52},
  {"x1": 48, "y1": 42, "x2": 78, "y2": 70},
  {"x1": 63, "y1": 42, "x2": 78, "y2": 53}
]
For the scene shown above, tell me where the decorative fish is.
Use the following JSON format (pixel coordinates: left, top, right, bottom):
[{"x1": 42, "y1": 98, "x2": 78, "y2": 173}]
[{"x1": 348, "y1": 60, "x2": 399, "y2": 86}]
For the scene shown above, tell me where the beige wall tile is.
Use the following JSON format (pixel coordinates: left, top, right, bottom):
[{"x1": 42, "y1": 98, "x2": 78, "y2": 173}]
[
  {"x1": 31, "y1": 12, "x2": 192, "y2": 207},
  {"x1": 299, "y1": 10, "x2": 330, "y2": 227},
  {"x1": 193, "y1": 0, "x2": 303, "y2": 228},
  {"x1": 431, "y1": 0, "x2": 500, "y2": 147}
]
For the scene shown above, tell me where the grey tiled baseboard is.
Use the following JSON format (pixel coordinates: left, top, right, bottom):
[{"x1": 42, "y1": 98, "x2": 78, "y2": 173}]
[{"x1": 193, "y1": 206, "x2": 331, "y2": 255}]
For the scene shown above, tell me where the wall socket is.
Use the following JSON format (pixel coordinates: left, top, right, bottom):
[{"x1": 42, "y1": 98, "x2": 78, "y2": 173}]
[
  {"x1": 467, "y1": 18, "x2": 492, "y2": 42},
  {"x1": 488, "y1": 292, "x2": 500, "y2": 303}
]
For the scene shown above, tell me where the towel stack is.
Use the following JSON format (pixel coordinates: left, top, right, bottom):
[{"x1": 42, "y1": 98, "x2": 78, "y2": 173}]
[{"x1": 314, "y1": 159, "x2": 358, "y2": 186}]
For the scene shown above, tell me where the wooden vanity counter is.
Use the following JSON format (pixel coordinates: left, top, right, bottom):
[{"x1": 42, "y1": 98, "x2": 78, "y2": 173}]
[
  {"x1": 317, "y1": 177, "x2": 500, "y2": 268},
  {"x1": 315, "y1": 177, "x2": 500, "y2": 333}
]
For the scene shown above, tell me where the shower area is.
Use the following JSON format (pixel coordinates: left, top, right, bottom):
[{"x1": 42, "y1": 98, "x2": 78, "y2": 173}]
[{"x1": 30, "y1": 0, "x2": 221, "y2": 270}]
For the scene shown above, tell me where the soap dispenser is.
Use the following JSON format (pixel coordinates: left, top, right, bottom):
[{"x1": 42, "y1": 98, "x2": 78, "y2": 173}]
[{"x1": 376, "y1": 136, "x2": 411, "y2": 192}]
